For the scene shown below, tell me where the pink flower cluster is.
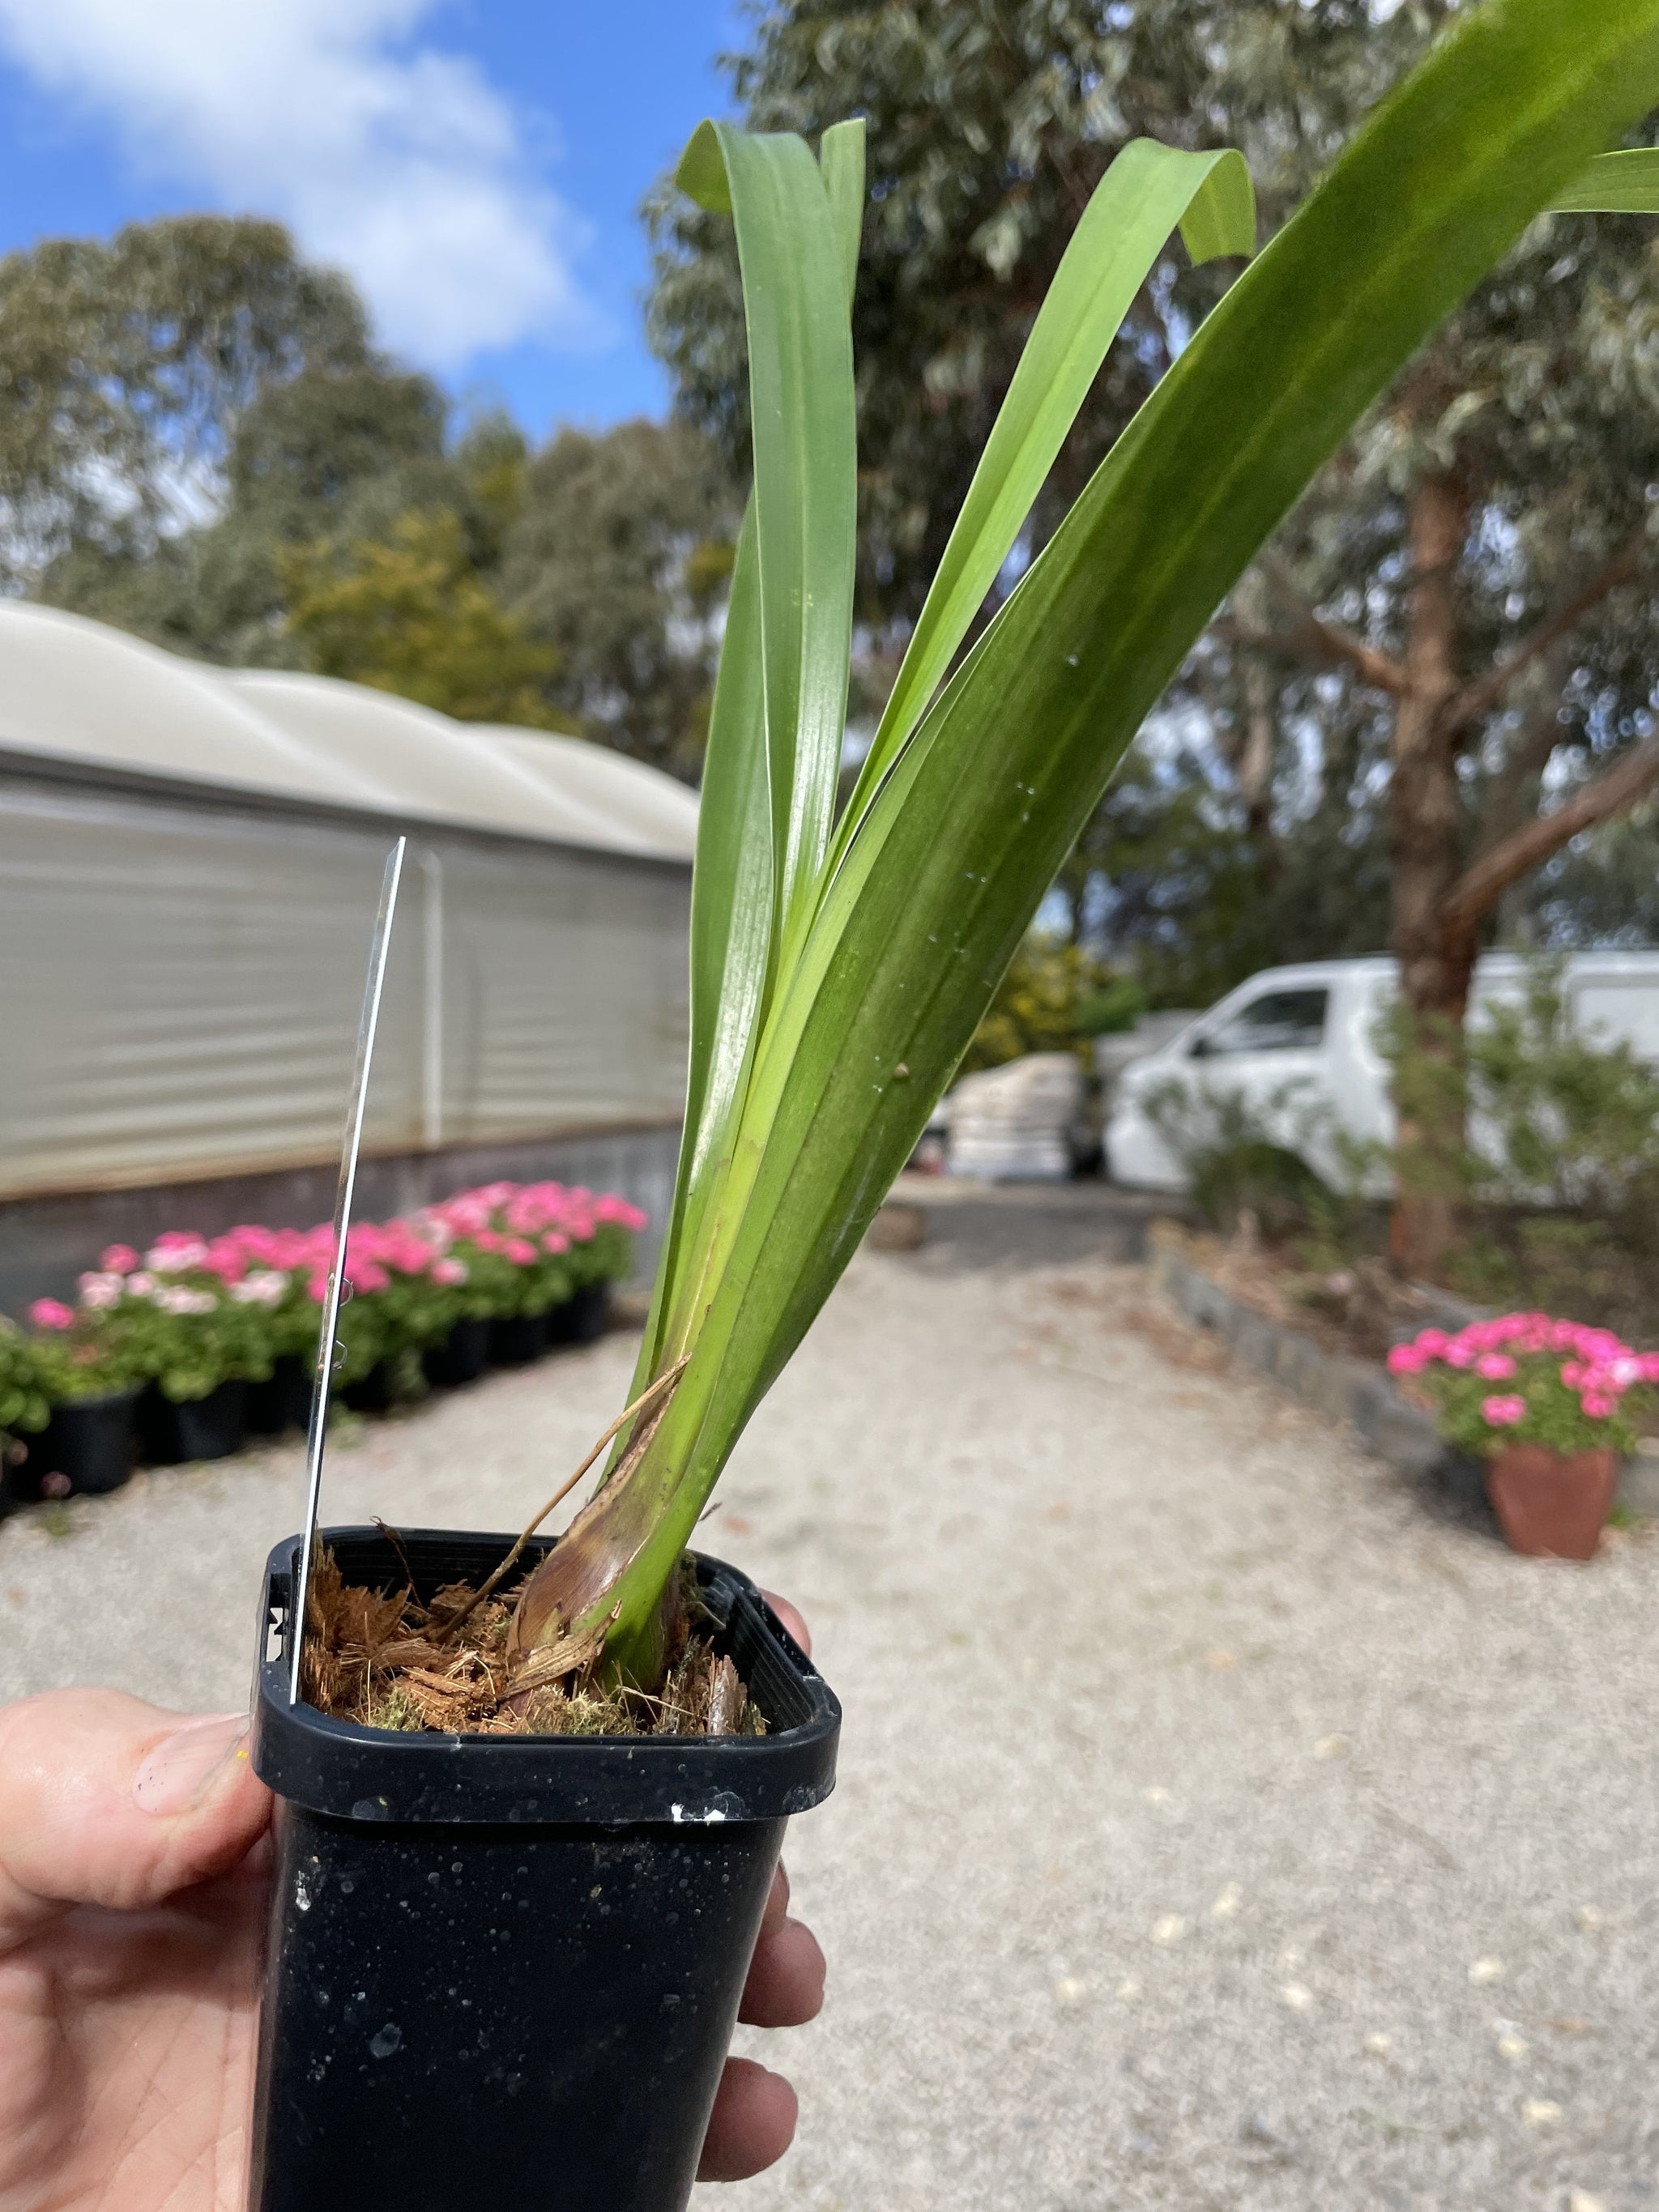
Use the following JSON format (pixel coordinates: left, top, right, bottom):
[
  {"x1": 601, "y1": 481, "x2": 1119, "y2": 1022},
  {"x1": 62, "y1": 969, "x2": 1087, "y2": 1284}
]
[
  {"x1": 27, "y1": 1181, "x2": 646, "y2": 1329},
  {"x1": 419, "y1": 1180, "x2": 646, "y2": 1271},
  {"x1": 1388, "y1": 1312, "x2": 1659, "y2": 1429}
]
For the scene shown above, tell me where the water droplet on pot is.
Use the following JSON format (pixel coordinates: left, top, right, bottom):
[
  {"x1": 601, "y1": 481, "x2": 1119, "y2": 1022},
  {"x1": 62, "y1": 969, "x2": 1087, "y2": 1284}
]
[
  {"x1": 339, "y1": 1877, "x2": 354, "y2": 1894},
  {"x1": 369, "y1": 2024, "x2": 401, "y2": 2059}
]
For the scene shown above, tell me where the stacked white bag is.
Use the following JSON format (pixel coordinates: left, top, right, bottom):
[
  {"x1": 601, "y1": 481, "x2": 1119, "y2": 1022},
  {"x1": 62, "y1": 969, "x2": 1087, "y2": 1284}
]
[{"x1": 941, "y1": 1051, "x2": 1082, "y2": 1181}]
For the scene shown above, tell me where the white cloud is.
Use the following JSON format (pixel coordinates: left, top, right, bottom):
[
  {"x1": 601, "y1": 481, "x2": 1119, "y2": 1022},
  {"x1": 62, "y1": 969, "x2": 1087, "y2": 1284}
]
[{"x1": 0, "y1": 0, "x2": 605, "y2": 370}]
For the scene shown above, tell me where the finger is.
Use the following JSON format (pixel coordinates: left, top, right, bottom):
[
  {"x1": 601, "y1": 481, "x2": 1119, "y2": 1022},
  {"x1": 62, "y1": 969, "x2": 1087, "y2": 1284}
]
[
  {"x1": 697, "y1": 2056, "x2": 798, "y2": 2183},
  {"x1": 0, "y1": 1689, "x2": 271, "y2": 1950},
  {"x1": 757, "y1": 1860, "x2": 791, "y2": 1944},
  {"x1": 739, "y1": 1912, "x2": 826, "y2": 2028},
  {"x1": 761, "y1": 1589, "x2": 811, "y2": 1656}
]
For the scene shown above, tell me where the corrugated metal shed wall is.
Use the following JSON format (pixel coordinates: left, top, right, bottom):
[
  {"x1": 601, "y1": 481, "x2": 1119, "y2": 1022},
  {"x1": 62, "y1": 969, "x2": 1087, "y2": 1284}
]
[{"x1": 0, "y1": 780, "x2": 689, "y2": 1200}]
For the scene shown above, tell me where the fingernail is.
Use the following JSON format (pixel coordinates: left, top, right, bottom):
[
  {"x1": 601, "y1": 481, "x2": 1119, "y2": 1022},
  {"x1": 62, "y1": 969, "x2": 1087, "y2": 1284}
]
[{"x1": 134, "y1": 1713, "x2": 249, "y2": 1814}]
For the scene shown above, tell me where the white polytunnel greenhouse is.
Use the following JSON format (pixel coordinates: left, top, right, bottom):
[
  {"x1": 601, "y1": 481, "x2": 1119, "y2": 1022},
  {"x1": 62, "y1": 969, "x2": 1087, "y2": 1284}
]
[{"x1": 0, "y1": 601, "x2": 697, "y2": 1311}]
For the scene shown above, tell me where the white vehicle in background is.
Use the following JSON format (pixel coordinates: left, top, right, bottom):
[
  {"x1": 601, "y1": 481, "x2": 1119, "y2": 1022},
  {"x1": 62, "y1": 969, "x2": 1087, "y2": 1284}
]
[{"x1": 1104, "y1": 951, "x2": 1659, "y2": 1195}]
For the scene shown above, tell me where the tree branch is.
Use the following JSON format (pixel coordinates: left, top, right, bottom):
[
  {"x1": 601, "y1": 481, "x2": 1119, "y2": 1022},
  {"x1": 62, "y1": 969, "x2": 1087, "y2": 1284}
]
[
  {"x1": 1220, "y1": 603, "x2": 1407, "y2": 696},
  {"x1": 1439, "y1": 732, "x2": 1659, "y2": 931},
  {"x1": 1469, "y1": 646, "x2": 1576, "y2": 858},
  {"x1": 1439, "y1": 528, "x2": 1648, "y2": 739}
]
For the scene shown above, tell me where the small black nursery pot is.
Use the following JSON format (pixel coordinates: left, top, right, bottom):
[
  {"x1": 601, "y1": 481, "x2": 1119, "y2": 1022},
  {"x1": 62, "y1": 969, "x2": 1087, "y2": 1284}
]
[
  {"x1": 137, "y1": 1378, "x2": 246, "y2": 1464},
  {"x1": 249, "y1": 1527, "x2": 841, "y2": 2212},
  {"x1": 420, "y1": 1315, "x2": 490, "y2": 1388},
  {"x1": 245, "y1": 1357, "x2": 313, "y2": 1437},
  {"x1": 339, "y1": 1360, "x2": 396, "y2": 1414},
  {"x1": 548, "y1": 1278, "x2": 613, "y2": 1345},
  {"x1": 488, "y1": 1311, "x2": 548, "y2": 1366},
  {"x1": 5, "y1": 1387, "x2": 139, "y2": 1500}
]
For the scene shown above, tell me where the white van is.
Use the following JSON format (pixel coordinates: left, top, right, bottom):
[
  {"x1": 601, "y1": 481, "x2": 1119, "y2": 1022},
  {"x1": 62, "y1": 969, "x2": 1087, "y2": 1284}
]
[{"x1": 1104, "y1": 951, "x2": 1659, "y2": 1194}]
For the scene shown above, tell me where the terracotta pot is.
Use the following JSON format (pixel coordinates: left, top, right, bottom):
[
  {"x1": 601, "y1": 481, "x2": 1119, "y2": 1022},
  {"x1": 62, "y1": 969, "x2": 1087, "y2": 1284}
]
[{"x1": 1485, "y1": 1443, "x2": 1618, "y2": 1559}]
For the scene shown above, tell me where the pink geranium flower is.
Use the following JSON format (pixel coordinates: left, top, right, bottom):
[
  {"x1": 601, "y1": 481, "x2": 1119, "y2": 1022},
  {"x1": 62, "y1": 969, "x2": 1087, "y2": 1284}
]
[
  {"x1": 100, "y1": 1243, "x2": 139, "y2": 1275},
  {"x1": 29, "y1": 1298, "x2": 75, "y2": 1330},
  {"x1": 1480, "y1": 1394, "x2": 1527, "y2": 1427},
  {"x1": 1473, "y1": 1352, "x2": 1516, "y2": 1380}
]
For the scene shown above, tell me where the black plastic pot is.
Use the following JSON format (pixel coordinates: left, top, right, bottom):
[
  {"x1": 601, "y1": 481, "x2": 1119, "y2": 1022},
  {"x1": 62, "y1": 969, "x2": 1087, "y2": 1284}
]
[
  {"x1": 249, "y1": 1526, "x2": 839, "y2": 2212},
  {"x1": 4, "y1": 1388, "x2": 139, "y2": 1501},
  {"x1": 339, "y1": 1360, "x2": 395, "y2": 1414},
  {"x1": 136, "y1": 1378, "x2": 247, "y2": 1464},
  {"x1": 547, "y1": 1278, "x2": 613, "y2": 1346},
  {"x1": 421, "y1": 1315, "x2": 490, "y2": 1388},
  {"x1": 488, "y1": 1311, "x2": 547, "y2": 1366},
  {"x1": 245, "y1": 1356, "x2": 313, "y2": 1437}
]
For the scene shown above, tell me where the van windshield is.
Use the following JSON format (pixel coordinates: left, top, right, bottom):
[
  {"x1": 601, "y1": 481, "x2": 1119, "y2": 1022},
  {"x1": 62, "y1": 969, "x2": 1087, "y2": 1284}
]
[{"x1": 1193, "y1": 987, "x2": 1329, "y2": 1057}]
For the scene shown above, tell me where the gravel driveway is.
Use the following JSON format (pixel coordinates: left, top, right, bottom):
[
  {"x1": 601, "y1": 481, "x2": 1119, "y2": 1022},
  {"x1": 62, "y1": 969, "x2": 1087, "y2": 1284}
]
[{"x1": 2, "y1": 1187, "x2": 1654, "y2": 2211}]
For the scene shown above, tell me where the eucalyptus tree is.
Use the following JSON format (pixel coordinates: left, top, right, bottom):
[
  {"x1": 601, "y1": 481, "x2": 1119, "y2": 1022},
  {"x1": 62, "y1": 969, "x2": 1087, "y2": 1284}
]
[
  {"x1": 0, "y1": 215, "x2": 367, "y2": 589},
  {"x1": 500, "y1": 420, "x2": 738, "y2": 782}
]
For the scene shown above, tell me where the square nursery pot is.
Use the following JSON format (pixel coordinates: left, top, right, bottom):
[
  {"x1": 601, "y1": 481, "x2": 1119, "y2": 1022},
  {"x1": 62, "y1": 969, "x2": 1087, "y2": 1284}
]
[
  {"x1": 548, "y1": 1279, "x2": 613, "y2": 1346},
  {"x1": 420, "y1": 1315, "x2": 491, "y2": 1389},
  {"x1": 4, "y1": 1387, "x2": 139, "y2": 1501},
  {"x1": 339, "y1": 1361, "x2": 396, "y2": 1415},
  {"x1": 136, "y1": 1378, "x2": 247, "y2": 1465},
  {"x1": 488, "y1": 1311, "x2": 548, "y2": 1367},
  {"x1": 245, "y1": 1357, "x2": 314, "y2": 1438},
  {"x1": 249, "y1": 1526, "x2": 841, "y2": 2212}
]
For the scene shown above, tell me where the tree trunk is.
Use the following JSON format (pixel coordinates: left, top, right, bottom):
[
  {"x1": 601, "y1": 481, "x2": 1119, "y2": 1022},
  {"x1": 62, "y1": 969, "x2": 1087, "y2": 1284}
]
[{"x1": 1388, "y1": 468, "x2": 1476, "y2": 1283}]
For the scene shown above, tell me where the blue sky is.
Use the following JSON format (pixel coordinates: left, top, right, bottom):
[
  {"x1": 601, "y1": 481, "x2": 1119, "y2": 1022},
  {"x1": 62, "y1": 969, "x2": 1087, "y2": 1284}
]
[{"x1": 0, "y1": 0, "x2": 748, "y2": 442}]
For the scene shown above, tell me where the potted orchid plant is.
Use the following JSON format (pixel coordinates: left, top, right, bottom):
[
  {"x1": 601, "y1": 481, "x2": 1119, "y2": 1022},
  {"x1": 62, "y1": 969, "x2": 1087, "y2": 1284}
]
[
  {"x1": 1389, "y1": 1316, "x2": 1659, "y2": 1557},
  {"x1": 241, "y1": 6, "x2": 1659, "y2": 2207}
]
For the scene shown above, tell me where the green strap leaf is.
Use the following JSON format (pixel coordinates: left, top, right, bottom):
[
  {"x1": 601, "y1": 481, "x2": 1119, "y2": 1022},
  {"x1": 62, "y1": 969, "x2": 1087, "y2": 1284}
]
[
  {"x1": 1550, "y1": 146, "x2": 1659, "y2": 211},
  {"x1": 677, "y1": 121, "x2": 858, "y2": 984},
  {"x1": 818, "y1": 117, "x2": 867, "y2": 309},
  {"x1": 832, "y1": 139, "x2": 1256, "y2": 869},
  {"x1": 1176, "y1": 145, "x2": 1259, "y2": 264},
  {"x1": 633, "y1": 501, "x2": 770, "y2": 1387}
]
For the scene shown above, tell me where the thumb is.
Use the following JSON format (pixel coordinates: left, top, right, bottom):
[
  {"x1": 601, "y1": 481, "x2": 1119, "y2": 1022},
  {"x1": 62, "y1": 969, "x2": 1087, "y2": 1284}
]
[{"x1": 0, "y1": 1688, "x2": 271, "y2": 1950}]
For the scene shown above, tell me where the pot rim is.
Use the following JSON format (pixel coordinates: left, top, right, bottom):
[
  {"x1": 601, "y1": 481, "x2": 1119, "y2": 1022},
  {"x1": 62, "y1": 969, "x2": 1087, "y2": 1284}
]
[{"x1": 251, "y1": 1526, "x2": 841, "y2": 1830}]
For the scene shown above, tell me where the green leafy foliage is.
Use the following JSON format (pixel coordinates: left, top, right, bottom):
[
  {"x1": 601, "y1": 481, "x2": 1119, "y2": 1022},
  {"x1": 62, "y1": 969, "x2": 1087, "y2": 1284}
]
[
  {"x1": 497, "y1": 420, "x2": 737, "y2": 779},
  {"x1": 0, "y1": 214, "x2": 367, "y2": 590},
  {"x1": 962, "y1": 940, "x2": 1131, "y2": 1072},
  {"x1": 0, "y1": 1321, "x2": 49, "y2": 1438},
  {"x1": 1141, "y1": 1076, "x2": 1337, "y2": 1242},
  {"x1": 282, "y1": 511, "x2": 573, "y2": 728},
  {"x1": 1429, "y1": 964, "x2": 1659, "y2": 1337}
]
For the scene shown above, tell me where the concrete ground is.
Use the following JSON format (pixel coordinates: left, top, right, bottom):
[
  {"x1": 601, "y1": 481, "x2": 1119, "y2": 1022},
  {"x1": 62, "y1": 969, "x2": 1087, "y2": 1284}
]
[{"x1": 2, "y1": 1187, "x2": 1656, "y2": 2210}]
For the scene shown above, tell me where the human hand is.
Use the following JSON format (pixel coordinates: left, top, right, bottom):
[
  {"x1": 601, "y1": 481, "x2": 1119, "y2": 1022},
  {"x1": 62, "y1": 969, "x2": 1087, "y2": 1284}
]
[
  {"x1": 0, "y1": 1598, "x2": 824, "y2": 2207},
  {"x1": 697, "y1": 1591, "x2": 828, "y2": 2182}
]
